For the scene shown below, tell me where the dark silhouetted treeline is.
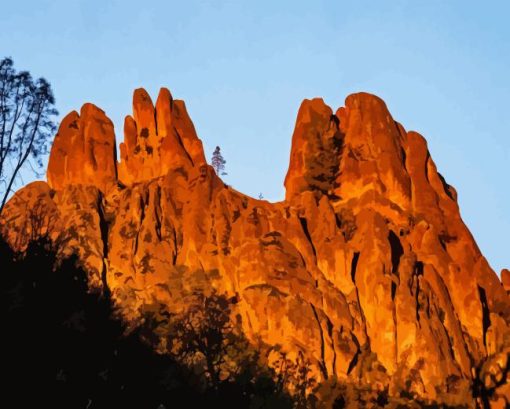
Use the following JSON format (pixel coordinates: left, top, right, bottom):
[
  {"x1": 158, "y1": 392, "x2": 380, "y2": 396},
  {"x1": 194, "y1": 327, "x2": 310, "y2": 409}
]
[{"x1": 0, "y1": 237, "x2": 294, "y2": 409}]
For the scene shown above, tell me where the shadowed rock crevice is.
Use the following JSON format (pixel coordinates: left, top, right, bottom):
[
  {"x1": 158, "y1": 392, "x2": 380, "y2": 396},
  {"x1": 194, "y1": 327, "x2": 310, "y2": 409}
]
[
  {"x1": 310, "y1": 303, "x2": 329, "y2": 380},
  {"x1": 388, "y1": 230, "x2": 403, "y2": 301},
  {"x1": 96, "y1": 192, "x2": 110, "y2": 295},
  {"x1": 175, "y1": 128, "x2": 195, "y2": 166},
  {"x1": 350, "y1": 251, "x2": 360, "y2": 283},
  {"x1": 413, "y1": 261, "x2": 424, "y2": 323},
  {"x1": 299, "y1": 216, "x2": 317, "y2": 258},
  {"x1": 346, "y1": 335, "x2": 361, "y2": 376},
  {"x1": 154, "y1": 185, "x2": 163, "y2": 241},
  {"x1": 478, "y1": 285, "x2": 491, "y2": 348},
  {"x1": 388, "y1": 230, "x2": 403, "y2": 276}
]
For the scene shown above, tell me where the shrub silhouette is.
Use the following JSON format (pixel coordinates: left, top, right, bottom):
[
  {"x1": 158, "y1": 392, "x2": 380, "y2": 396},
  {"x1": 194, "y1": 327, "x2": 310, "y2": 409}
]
[{"x1": 0, "y1": 236, "x2": 295, "y2": 409}]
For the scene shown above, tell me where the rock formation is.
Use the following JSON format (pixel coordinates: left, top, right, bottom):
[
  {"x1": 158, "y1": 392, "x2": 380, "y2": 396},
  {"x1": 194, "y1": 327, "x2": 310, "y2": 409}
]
[
  {"x1": 502, "y1": 269, "x2": 510, "y2": 295},
  {"x1": 47, "y1": 103, "x2": 117, "y2": 193},
  {"x1": 1, "y1": 88, "x2": 509, "y2": 408}
]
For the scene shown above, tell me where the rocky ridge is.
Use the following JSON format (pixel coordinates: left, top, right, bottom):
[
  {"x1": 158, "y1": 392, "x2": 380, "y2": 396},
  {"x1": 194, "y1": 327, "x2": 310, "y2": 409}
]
[{"x1": 2, "y1": 88, "x2": 509, "y2": 408}]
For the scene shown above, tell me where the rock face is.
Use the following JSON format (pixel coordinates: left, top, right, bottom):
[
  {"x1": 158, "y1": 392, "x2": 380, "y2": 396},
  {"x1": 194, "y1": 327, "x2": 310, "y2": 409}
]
[
  {"x1": 502, "y1": 269, "x2": 510, "y2": 295},
  {"x1": 118, "y1": 88, "x2": 206, "y2": 185},
  {"x1": 47, "y1": 103, "x2": 117, "y2": 193},
  {"x1": 2, "y1": 88, "x2": 509, "y2": 407}
]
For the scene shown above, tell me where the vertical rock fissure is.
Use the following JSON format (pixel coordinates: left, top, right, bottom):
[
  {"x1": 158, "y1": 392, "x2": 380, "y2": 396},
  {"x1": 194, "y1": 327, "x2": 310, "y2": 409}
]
[
  {"x1": 96, "y1": 192, "x2": 110, "y2": 296},
  {"x1": 346, "y1": 334, "x2": 361, "y2": 375},
  {"x1": 133, "y1": 193, "x2": 146, "y2": 256},
  {"x1": 326, "y1": 317, "x2": 336, "y2": 375},
  {"x1": 413, "y1": 261, "x2": 424, "y2": 323},
  {"x1": 388, "y1": 230, "x2": 403, "y2": 367},
  {"x1": 477, "y1": 285, "x2": 491, "y2": 347},
  {"x1": 296, "y1": 249, "x2": 313, "y2": 280},
  {"x1": 388, "y1": 230, "x2": 403, "y2": 275},
  {"x1": 299, "y1": 216, "x2": 317, "y2": 258},
  {"x1": 350, "y1": 251, "x2": 360, "y2": 283},
  {"x1": 171, "y1": 227, "x2": 178, "y2": 265},
  {"x1": 113, "y1": 143, "x2": 119, "y2": 180},
  {"x1": 154, "y1": 185, "x2": 162, "y2": 241},
  {"x1": 424, "y1": 151, "x2": 431, "y2": 183},
  {"x1": 437, "y1": 305, "x2": 457, "y2": 362},
  {"x1": 154, "y1": 109, "x2": 158, "y2": 136},
  {"x1": 310, "y1": 303, "x2": 328, "y2": 380},
  {"x1": 400, "y1": 147, "x2": 408, "y2": 173},
  {"x1": 388, "y1": 230, "x2": 403, "y2": 300},
  {"x1": 349, "y1": 251, "x2": 369, "y2": 350}
]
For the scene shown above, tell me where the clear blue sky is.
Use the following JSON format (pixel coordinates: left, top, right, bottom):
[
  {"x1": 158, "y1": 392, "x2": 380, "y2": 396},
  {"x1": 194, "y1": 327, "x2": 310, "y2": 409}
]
[{"x1": 1, "y1": 1, "x2": 509, "y2": 274}]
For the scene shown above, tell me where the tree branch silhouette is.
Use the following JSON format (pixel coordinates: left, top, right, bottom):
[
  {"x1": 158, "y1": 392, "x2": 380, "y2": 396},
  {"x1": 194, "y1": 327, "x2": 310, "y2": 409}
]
[{"x1": 0, "y1": 57, "x2": 58, "y2": 215}]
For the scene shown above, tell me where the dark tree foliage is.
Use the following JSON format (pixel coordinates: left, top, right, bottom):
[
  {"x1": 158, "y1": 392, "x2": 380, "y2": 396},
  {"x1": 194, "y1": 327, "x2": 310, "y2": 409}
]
[
  {"x1": 163, "y1": 290, "x2": 294, "y2": 407},
  {"x1": 167, "y1": 292, "x2": 246, "y2": 388},
  {"x1": 0, "y1": 57, "x2": 58, "y2": 214},
  {"x1": 0, "y1": 236, "x2": 293, "y2": 409},
  {"x1": 211, "y1": 145, "x2": 227, "y2": 175}
]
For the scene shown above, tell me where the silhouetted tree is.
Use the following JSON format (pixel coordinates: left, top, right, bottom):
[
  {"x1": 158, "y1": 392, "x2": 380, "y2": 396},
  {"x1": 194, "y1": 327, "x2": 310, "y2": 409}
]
[
  {"x1": 211, "y1": 145, "x2": 227, "y2": 175},
  {"x1": 0, "y1": 57, "x2": 58, "y2": 214},
  {"x1": 167, "y1": 292, "x2": 258, "y2": 390},
  {"x1": 164, "y1": 291, "x2": 290, "y2": 407},
  {"x1": 271, "y1": 351, "x2": 318, "y2": 409},
  {"x1": 0, "y1": 236, "x2": 189, "y2": 408}
]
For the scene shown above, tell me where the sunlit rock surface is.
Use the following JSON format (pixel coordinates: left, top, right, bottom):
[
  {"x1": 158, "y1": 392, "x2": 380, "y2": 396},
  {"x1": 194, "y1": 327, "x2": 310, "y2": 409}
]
[{"x1": 2, "y1": 88, "x2": 509, "y2": 407}]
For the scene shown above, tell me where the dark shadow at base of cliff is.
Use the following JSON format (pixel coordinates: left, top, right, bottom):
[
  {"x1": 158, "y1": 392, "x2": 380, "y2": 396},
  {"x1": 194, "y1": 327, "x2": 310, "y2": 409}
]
[{"x1": 0, "y1": 237, "x2": 293, "y2": 409}]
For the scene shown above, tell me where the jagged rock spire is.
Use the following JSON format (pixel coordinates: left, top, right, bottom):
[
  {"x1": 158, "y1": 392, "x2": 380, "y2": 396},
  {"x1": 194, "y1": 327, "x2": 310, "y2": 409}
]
[
  {"x1": 118, "y1": 87, "x2": 206, "y2": 185},
  {"x1": 47, "y1": 103, "x2": 117, "y2": 193}
]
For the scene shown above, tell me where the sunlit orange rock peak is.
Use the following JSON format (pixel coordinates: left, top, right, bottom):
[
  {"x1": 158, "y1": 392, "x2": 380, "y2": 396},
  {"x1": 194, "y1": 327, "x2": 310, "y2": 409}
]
[{"x1": 2, "y1": 88, "x2": 509, "y2": 407}]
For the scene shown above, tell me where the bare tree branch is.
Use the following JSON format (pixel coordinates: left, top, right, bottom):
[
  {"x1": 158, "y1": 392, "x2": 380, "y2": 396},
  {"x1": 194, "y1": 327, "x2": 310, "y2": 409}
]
[{"x1": 0, "y1": 58, "x2": 57, "y2": 216}]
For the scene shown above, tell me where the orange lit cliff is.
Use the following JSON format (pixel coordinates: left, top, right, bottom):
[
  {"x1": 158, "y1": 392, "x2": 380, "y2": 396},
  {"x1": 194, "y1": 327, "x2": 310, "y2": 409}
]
[{"x1": 2, "y1": 88, "x2": 509, "y2": 407}]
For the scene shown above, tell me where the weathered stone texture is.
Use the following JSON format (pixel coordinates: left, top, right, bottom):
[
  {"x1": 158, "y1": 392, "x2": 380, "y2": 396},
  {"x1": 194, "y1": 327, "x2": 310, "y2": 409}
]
[{"x1": 2, "y1": 88, "x2": 509, "y2": 407}]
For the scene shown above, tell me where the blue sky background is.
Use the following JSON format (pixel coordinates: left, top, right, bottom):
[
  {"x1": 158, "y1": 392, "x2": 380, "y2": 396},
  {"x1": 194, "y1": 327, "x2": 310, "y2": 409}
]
[{"x1": 1, "y1": 1, "x2": 509, "y2": 274}]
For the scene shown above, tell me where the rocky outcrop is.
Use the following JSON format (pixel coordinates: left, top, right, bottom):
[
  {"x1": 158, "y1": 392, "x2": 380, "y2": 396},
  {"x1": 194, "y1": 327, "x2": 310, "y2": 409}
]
[
  {"x1": 118, "y1": 88, "x2": 206, "y2": 185},
  {"x1": 47, "y1": 103, "x2": 117, "y2": 193},
  {"x1": 2, "y1": 88, "x2": 509, "y2": 408},
  {"x1": 284, "y1": 98, "x2": 342, "y2": 200}
]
